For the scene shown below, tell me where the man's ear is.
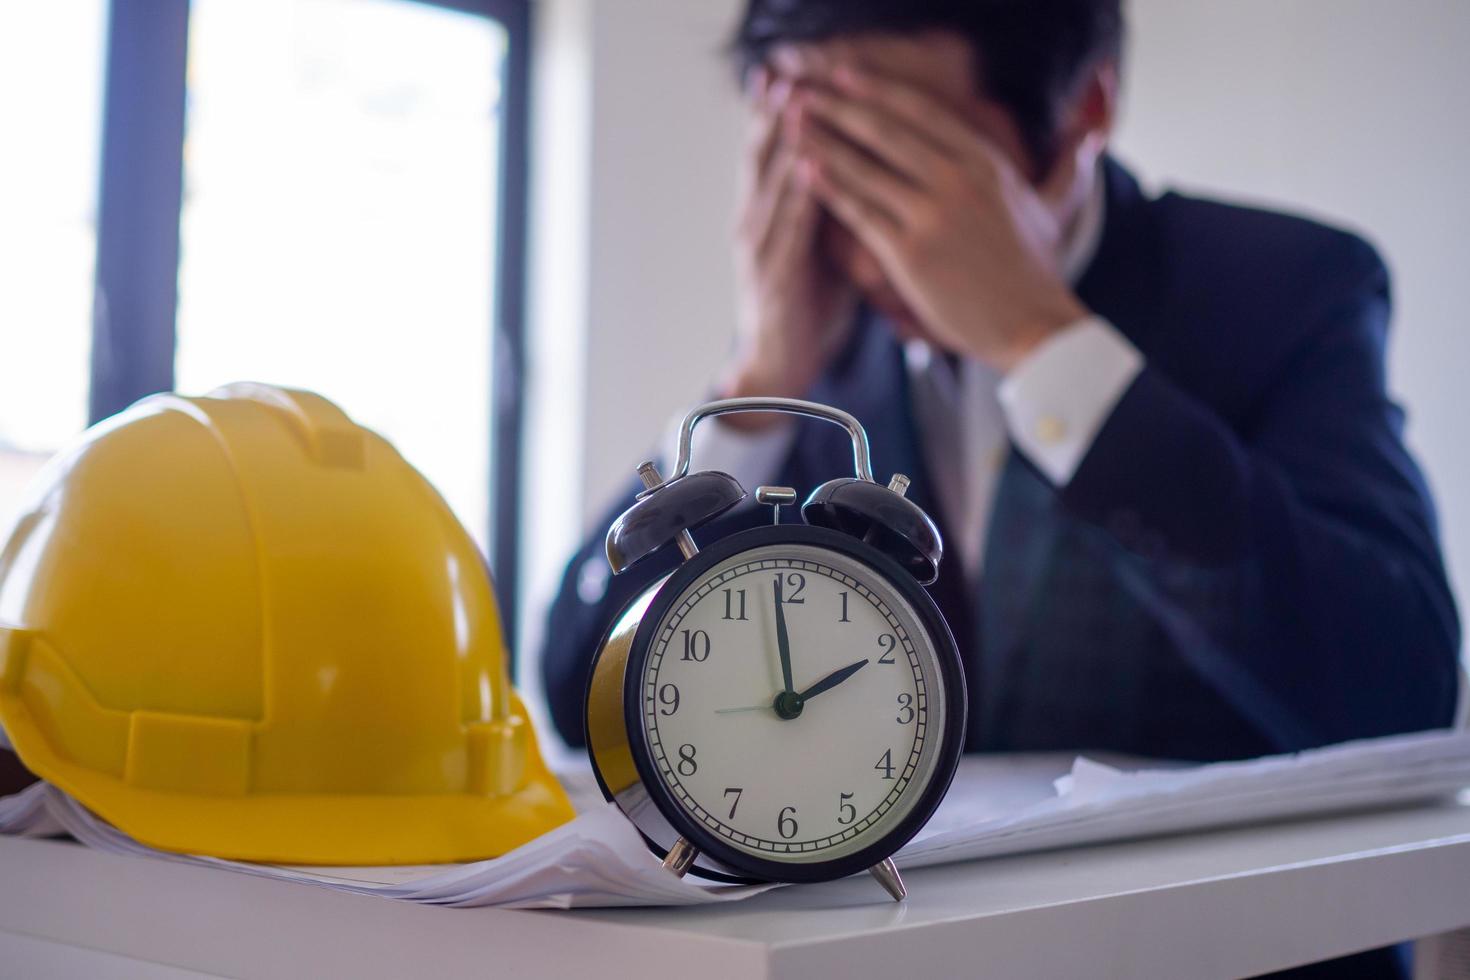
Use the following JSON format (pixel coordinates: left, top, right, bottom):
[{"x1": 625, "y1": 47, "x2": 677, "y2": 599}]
[
  {"x1": 1071, "y1": 58, "x2": 1119, "y2": 144},
  {"x1": 1039, "y1": 58, "x2": 1118, "y2": 205}
]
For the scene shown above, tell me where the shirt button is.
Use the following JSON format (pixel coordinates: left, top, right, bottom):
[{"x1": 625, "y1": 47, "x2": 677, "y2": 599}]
[{"x1": 1035, "y1": 415, "x2": 1067, "y2": 444}]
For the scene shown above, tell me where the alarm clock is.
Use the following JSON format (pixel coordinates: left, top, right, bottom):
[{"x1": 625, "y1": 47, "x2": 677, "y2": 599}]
[{"x1": 585, "y1": 397, "x2": 966, "y2": 900}]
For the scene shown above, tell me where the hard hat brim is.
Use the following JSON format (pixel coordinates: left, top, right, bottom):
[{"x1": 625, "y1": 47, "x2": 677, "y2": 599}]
[{"x1": 1, "y1": 692, "x2": 576, "y2": 866}]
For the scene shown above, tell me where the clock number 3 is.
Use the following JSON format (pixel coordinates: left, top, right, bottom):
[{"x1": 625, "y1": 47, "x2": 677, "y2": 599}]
[{"x1": 896, "y1": 692, "x2": 915, "y2": 724}]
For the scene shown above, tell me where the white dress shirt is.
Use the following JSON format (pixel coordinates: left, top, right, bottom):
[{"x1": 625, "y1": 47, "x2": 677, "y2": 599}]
[{"x1": 669, "y1": 165, "x2": 1143, "y2": 583}]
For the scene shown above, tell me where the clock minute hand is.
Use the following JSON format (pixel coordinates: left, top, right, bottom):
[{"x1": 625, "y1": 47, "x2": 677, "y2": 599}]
[
  {"x1": 796, "y1": 658, "x2": 870, "y2": 703},
  {"x1": 772, "y1": 575, "x2": 795, "y2": 696}
]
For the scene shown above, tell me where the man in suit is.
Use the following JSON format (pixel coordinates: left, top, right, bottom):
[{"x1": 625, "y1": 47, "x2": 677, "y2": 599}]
[{"x1": 540, "y1": 2, "x2": 1459, "y2": 973}]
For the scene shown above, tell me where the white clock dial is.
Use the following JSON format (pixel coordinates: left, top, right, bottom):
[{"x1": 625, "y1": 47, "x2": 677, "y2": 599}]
[{"x1": 641, "y1": 543, "x2": 947, "y2": 863}]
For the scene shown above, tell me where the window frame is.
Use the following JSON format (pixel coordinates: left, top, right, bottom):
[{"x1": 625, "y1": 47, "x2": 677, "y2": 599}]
[{"x1": 88, "y1": 0, "x2": 532, "y2": 660}]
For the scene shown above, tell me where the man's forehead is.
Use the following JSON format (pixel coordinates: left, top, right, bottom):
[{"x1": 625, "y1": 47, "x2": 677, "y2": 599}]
[{"x1": 765, "y1": 31, "x2": 976, "y2": 105}]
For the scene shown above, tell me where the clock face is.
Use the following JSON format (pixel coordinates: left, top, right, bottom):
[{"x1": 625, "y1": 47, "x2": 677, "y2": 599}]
[{"x1": 637, "y1": 542, "x2": 948, "y2": 865}]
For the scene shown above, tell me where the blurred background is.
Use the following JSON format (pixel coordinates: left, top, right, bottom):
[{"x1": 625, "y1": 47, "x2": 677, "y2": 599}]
[{"x1": 2, "y1": 0, "x2": 1467, "y2": 746}]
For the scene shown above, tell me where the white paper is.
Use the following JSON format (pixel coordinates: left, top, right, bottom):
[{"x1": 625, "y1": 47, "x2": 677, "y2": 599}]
[{"x1": 3, "y1": 729, "x2": 1468, "y2": 908}]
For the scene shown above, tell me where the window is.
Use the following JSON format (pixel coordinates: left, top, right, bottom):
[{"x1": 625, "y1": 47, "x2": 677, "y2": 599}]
[
  {"x1": 0, "y1": 2, "x2": 109, "y2": 518},
  {"x1": 176, "y1": 0, "x2": 506, "y2": 548},
  {"x1": 0, "y1": 0, "x2": 529, "y2": 636}
]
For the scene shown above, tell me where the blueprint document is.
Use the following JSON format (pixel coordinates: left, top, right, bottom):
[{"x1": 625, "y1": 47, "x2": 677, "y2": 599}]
[{"x1": 3, "y1": 729, "x2": 1469, "y2": 909}]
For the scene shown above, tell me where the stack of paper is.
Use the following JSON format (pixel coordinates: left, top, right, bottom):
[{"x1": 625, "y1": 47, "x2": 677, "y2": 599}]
[
  {"x1": 899, "y1": 729, "x2": 1470, "y2": 868},
  {"x1": 0, "y1": 778, "x2": 773, "y2": 908},
  {"x1": 2, "y1": 729, "x2": 1468, "y2": 908}
]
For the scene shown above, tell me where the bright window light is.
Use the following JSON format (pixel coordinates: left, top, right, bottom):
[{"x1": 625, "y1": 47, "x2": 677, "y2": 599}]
[
  {"x1": 0, "y1": 2, "x2": 108, "y2": 526},
  {"x1": 174, "y1": 0, "x2": 506, "y2": 549}
]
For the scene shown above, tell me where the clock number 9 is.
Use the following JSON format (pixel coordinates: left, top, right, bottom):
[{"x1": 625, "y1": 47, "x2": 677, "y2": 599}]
[
  {"x1": 680, "y1": 628, "x2": 711, "y2": 662},
  {"x1": 658, "y1": 683, "x2": 680, "y2": 716},
  {"x1": 877, "y1": 633, "x2": 898, "y2": 664},
  {"x1": 777, "y1": 805, "x2": 799, "y2": 839},
  {"x1": 677, "y1": 743, "x2": 697, "y2": 776},
  {"x1": 896, "y1": 692, "x2": 914, "y2": 724}
]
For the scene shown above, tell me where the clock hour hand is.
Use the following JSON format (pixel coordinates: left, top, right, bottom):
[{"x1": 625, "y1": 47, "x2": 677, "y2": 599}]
[
  {"x1": 715, "y1": 657, "x2": 870, "y2": 714},
  {"x1": 796, "y1": 658, "x2": 869, "y2": 703}
]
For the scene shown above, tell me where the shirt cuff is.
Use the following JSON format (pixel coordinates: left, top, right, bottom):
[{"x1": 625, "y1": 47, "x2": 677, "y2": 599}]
[
  {"x1": 997, "y1": 316, "x2": 1144, "y2": 487},
  {"x1": 658, "y1": 409, "x2": 796, "y2": 488}
]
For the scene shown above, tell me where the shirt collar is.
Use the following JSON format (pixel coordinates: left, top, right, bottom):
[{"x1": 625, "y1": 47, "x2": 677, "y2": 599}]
[{"x1": 1059, "y1": 158, "x2": 1107, "y2": 286}]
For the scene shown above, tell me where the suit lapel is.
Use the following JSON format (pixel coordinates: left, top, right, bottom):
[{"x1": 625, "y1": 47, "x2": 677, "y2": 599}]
[
  {"x1": 805, "y1": 310, "x2": 931, "y2": 509},
  {"x1": 970, "y1": 157, "x2": 1162, "y2": 748}
]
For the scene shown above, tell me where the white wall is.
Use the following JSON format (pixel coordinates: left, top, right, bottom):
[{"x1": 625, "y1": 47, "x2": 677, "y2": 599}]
[
  {"x1": 518, "y1": 0, "x2": 745, "y2": 750},
  {"x1": 519, "y1": 0, "x2": 1470, "y2": 718}
]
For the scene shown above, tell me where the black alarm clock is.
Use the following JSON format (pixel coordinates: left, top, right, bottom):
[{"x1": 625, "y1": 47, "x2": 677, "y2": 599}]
[{"x1": 584, "y1": 397, "x2": 966, "y2": 900}]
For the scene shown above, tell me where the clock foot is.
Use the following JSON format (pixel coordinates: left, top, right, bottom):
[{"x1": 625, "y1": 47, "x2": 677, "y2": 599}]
[
  {"x1": 662, "y1": 837, "x2": 699, "y2": 878},
  {"x1": 868, "y1": 857, "x2": 906, "y2": 902}
]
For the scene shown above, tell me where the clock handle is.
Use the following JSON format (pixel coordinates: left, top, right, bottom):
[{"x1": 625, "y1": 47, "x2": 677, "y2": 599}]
[
  {"x1": 610, "y1": 396, "x2": 941, "y2": 584},
  {"x1": 663, "y1": 397, "x2": 877, "y2": 486}
]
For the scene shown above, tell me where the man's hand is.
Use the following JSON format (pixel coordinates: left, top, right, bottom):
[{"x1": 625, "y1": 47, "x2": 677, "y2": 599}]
[
  {"x1": 722, "y1": 69, "x2": 859, "y2": 418},
  {"x1": 791, "y1": 66, "x2": 1092, "y2": 373}
]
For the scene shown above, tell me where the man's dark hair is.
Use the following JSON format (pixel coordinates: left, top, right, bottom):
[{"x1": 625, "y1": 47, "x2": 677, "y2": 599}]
[{"x1": 730, "y1": 0, "x2": 1124, "y2": 171}]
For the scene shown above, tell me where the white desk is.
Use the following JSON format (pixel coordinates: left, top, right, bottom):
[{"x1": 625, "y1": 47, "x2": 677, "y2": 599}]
[{"x1": 4, "y1": 801, "x2": 1470, "y2": 979}]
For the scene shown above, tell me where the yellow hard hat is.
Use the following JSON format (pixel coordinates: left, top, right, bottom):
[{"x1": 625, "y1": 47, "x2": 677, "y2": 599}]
[{"x1": 0, "y1": 383, "x2": 573, "y2": 864}]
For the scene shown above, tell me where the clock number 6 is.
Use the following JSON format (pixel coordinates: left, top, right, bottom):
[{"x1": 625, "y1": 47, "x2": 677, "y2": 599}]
[
  {"x1": 677, "y1": 743, "x2": 698, "y2": 776},
  {"x1": 877, "y1": 633, "x2": 897, "y2": 664},
  {"x1": 778, "y1": 805, "x2": 799, "y2": 839}
]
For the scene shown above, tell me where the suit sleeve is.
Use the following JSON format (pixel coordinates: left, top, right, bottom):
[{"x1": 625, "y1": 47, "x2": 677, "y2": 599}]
[{"x1": 1056, "y1": 239, "x2": 1460, "y2": 749}]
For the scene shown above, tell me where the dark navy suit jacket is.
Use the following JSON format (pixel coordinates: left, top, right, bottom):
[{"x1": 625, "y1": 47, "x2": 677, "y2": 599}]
[{"x1": 540, "y1": 157, "x2": 1461, "y2": 765}]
